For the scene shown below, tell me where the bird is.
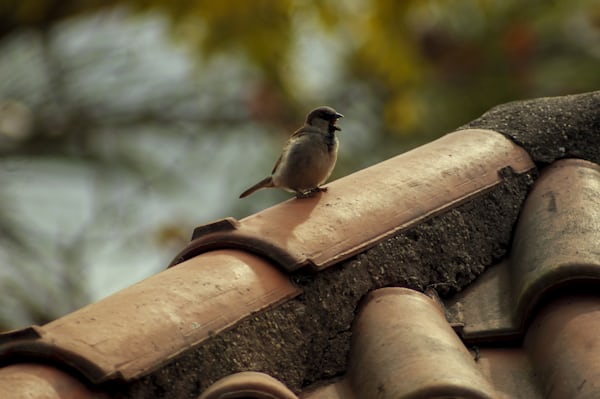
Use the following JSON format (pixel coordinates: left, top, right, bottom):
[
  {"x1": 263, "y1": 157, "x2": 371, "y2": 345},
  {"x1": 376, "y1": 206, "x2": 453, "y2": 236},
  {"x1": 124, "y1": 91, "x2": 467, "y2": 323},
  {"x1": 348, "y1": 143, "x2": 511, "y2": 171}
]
[{"x1": 239, "y1": 106, "x2": 344, "y2": 199}]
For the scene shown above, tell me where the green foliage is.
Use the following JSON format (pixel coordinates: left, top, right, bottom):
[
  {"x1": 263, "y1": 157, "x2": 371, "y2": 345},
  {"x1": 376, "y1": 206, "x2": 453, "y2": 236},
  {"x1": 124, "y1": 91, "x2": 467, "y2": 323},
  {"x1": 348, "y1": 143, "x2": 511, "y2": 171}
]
[
  {"x1": 2, "y1": 0, "x2": 599, "y2": 139},
  {"x1": 142, "y1": 0, "x2": 600, "y2": 136}
]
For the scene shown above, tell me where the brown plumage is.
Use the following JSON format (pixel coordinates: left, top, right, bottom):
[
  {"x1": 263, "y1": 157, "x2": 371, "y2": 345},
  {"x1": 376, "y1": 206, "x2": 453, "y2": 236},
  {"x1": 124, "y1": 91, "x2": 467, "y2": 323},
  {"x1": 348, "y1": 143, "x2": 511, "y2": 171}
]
[{"x1": 239, "y1": 106, "x2": 344, "y2": 199}]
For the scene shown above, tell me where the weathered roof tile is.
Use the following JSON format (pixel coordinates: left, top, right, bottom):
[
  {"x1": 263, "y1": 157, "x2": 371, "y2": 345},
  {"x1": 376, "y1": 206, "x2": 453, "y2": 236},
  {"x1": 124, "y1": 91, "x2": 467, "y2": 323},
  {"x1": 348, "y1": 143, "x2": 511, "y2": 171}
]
[
  {"x1": 173, "y1": 129, "x2": 534, "y2": 272},
  {"x1": 524, "y1": 296, "x2": 600, "y2": 398},
  {"x1": 0, "y1": 364, "x2": 109, "y2": 399},
  {"x1": 1, "y1": 91, "x2": 599, "y2": 399},
  {"x1": 0, "y1": 250, "x2": 300, "y2": 383},
  {"x1": 346, "y1": 288, "x2": 495, "y2": 399},
  {"x1": 445, "y1": 158, "x2": 600, "y2": 341},
  {"x1": 511, "y1": 158, "x2": 600, "y2": 321},
  {"x1": 198, "y1": 371, "x2": 299, "y2": 399}
]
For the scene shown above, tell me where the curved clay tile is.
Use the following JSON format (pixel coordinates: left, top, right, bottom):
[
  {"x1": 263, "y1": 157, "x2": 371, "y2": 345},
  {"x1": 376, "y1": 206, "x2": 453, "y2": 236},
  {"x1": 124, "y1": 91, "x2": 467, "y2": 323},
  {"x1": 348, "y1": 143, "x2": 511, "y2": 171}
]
[
  {"x1": 0, "y1": 128, "x2": 537, "y2": 398},
  {"x1": 347, "y1": 288, "x2": 496, "y2": 399},
  {"x1": 172, "y1": 129, "x2": 534, "y2": 272},
  {"x1": 0, "y1": 364, "x2": 109, "y2": 399},
  {"x1": 445, "y1": 158, "x2": 600, "y2": 341},
  {"x1": 198, "y1": 371, "x2": 299, "y2": 399},
  {"x1": 525, "y1": 295, "x2": 600, "y2": 398},
  {"x1": 1, "y1": 91, "x2": 599, "y2": 399},
  {"x1": 511, "y1": 158, "x2": 600, "y2": 325},
  {"x1": 0, "y1": 250, "x2": 300, "y2": 384}
]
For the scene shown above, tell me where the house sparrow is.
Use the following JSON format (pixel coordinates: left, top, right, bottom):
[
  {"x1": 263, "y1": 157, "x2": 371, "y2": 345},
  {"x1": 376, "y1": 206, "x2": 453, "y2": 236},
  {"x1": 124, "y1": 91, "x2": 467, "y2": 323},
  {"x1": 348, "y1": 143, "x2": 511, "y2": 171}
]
[{"x1": 239, "y1": 106, "x2": 344, "y2": 199}]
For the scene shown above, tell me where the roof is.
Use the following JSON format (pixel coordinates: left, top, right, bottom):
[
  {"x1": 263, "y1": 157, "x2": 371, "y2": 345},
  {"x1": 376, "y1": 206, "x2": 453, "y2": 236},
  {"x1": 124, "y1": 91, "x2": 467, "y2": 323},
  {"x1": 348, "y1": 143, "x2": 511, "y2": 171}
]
[{"x1": 0, "y1": 90, "x2": 599, "y2": 399}]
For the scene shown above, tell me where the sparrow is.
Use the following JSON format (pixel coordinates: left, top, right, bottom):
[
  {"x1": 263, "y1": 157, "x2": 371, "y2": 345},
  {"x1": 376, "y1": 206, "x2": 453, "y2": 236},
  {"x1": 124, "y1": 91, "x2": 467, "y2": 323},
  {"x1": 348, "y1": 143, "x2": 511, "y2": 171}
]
[{"x1": 239, "y1": 106, "x2": 344, "y2": 199}]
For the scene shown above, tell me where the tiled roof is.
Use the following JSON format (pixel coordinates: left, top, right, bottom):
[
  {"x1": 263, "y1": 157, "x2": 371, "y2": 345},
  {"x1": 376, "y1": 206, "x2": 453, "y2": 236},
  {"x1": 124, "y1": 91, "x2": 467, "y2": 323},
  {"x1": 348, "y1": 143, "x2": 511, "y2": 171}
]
[
  {"x1": 0, "y1": 91, "x2": 599, "y2": 399},
  {"x1": 447, "y1": 159, "x2": 600, "y2": 342},
  {"x1": 170, "y1": 128, "x2": 533, "y2": 272}
]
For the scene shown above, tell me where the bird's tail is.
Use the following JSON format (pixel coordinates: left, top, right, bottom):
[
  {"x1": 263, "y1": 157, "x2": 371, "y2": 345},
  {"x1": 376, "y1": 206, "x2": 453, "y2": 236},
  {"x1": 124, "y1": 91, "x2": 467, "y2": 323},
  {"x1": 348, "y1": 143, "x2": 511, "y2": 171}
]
[{"x1": 239, "y1": 176, "x2": 274, "y2": 198}]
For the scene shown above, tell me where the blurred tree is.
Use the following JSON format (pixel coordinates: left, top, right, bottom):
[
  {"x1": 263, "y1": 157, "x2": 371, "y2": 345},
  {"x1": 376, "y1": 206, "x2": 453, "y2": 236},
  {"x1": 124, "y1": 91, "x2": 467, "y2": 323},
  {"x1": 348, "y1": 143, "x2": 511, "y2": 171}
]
[
  {"x1": 2, "y1": 0, "x2": 600, "y2": 136},
  {"x1": 0, "y1": 0, "x2": 599, "y2": 329}
]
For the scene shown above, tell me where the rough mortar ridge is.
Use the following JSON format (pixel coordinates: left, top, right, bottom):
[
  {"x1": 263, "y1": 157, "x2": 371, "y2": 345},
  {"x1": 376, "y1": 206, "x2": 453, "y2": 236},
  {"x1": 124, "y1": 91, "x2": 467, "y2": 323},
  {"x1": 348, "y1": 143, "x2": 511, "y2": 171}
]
[{"x1": 461, "y1": 90, "x2": 600, "y2": 165}]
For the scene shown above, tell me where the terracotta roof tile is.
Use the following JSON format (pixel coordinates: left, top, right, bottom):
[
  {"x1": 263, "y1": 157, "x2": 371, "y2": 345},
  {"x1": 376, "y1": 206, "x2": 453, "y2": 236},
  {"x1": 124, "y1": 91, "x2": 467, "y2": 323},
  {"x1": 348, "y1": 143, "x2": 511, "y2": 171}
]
[
  {"x1": 198, "y1": 371, "x2": 299, "y2": 399},
  {"x1": 299, "y1": 288, "x2": 545, "y2": 399},
  {"x1": 298, "y1": 157, "x2": 600, "y2": 399},
  {"x1": 0, "y1": 364, "x2": 109, "y2": 399},
  {"x1": 192, "y1": 291, "x2": 600, "y2": 399},
  {"x1": 1, "y1": 91, "x2": 599, "y2": 399},
  {"x1": 511, "y1": 159, "x2": 600, "y2": 319},
  {"x1": 524, "y1": 296, "x2": 600, "y2": 398},
  {"x1": 172, "y1": 128, "x2": 534, "y2": 272},
  {"x1": 346, "y1": 288, "x2": 495, "y2": 399},
  {"x1": 0, "y1": 250, "x2": 300, "y2": 383},
  {"x1": 473, "y1": 349, "x2": 541, "y2": 398},
  {"x1": 300, "y1": 292, "x2": 600, "y2": 399},
  {"x1": 445, "y1": 158, "x2": 600, "y2": 341},
  {"x1": 299, "y1": 289, "x2": 497, "y2": 399}
]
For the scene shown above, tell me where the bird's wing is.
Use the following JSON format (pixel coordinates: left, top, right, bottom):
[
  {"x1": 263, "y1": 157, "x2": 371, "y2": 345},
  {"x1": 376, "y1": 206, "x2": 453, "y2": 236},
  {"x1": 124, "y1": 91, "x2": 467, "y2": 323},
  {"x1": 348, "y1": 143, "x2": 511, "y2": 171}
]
[
  {"x1": 271, "y1": 153, "x2": 283, "y2": 174},
  {"x1": 271, "y1": 126, "x2": 310, "y2": 174},
  {"x1": 289, "y1": 125, "x2": 315, "y2": 139}
]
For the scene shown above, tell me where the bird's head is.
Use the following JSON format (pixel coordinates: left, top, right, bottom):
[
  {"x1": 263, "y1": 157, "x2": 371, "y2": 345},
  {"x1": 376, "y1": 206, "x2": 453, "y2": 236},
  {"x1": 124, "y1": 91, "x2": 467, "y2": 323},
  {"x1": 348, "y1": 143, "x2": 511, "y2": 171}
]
[{"x1": 306, "y1": 106, "x2": 344, "y2": 133}]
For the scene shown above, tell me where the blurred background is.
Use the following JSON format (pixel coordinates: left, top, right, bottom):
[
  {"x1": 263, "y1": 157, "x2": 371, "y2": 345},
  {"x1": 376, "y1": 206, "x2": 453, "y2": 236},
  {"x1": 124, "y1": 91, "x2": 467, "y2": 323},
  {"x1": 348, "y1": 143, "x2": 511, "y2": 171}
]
[{"x1": 0, "y1": 0, "x2": 599, "y2": 330}]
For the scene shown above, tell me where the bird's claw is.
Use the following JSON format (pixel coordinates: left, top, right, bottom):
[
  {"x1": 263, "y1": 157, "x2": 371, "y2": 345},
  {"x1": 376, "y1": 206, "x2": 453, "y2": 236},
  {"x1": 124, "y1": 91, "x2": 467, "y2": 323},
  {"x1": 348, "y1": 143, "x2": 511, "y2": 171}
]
[{"x1": 295, "y1": 187, "x2": 327, "y2": 199}]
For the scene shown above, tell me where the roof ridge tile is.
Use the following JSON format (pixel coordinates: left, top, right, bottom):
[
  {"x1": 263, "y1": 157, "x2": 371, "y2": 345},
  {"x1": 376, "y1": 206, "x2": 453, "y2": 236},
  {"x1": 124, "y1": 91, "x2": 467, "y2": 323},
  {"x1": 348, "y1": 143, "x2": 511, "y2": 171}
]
[
  {"x1": 0, "y1": 250, "x2": 300, "y2": 384},
  {"x1": 172, "y1": 129, "x2": 534, "y2": 273}
]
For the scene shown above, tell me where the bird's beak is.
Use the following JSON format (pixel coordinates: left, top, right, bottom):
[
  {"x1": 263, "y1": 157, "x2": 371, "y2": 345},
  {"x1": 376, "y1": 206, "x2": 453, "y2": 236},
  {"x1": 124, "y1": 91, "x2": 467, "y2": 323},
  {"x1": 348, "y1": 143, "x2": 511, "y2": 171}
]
[
  {"x1": 333, "y1": 112, "x2": 344, "y2": 131},
  {"x1": 331, "y1": 112, "x2": 344, "y2": 131}
]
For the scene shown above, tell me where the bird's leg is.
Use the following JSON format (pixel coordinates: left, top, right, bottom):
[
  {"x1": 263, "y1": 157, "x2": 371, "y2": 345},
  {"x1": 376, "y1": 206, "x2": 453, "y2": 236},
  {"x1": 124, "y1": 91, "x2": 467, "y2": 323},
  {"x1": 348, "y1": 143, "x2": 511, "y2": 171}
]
[
  {"x1": 295, "y1": 191, "x2": 314, "y2": 199},
  {"x1": 294, "y1": 186, "x2": 327, "y2": 199}
]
